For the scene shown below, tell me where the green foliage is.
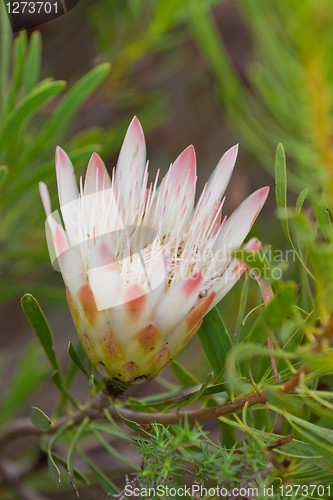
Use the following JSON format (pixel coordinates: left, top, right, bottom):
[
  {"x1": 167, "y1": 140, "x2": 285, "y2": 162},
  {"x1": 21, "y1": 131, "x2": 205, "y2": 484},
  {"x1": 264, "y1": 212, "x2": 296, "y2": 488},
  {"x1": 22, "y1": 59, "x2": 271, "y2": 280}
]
[
  {"x1": 0, "y1": 342, "x2": 48, "y2": 427},
  {"x1": 21, "y1": 293, "x2": 62, "y2": 375},
  {"x1": 198, "y1": 307, "x2": 232, "y2": 376},
  {"x1": 0, "y1": 11, "x2": 110, "y2": 304},
  {"x1": 189, "y1": 0, "x2": 333, "y2": 206},
  {"x1": 31, "y1": 407, "x2": 51, "y2": 430}
]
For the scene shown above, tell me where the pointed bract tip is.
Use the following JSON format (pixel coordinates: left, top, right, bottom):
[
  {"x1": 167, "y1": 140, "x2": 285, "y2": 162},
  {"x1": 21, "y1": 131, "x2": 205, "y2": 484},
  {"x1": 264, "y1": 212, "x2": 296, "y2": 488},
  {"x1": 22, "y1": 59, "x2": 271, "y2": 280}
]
[
  {"x1": 128, "y1": 115, "x2": 144, "y2": 138},
  {"x1": 173, "y1": 144, "x2": 197, "y2": 171},
  {"x1": 91, "y1": 151, "x2": 101, "y2": 161},
  {"x1": 87, "y1": 152, "x2": 106, "y2": 172},
  {"x1": 221, "y1": 143, "x2": 238, "y2": 162},
  {"x1": 184, "y1": 144, "x2": 196, "y2": 159},
  {"x1": 259, "y1": 186, "x2": 270, "y2": 202},
  {"x1": 55, "y1": 146, "x2": 70, "y2": 171},
  {"x1": 39, "y1": 182, "x2": 51, "y2": 217}
]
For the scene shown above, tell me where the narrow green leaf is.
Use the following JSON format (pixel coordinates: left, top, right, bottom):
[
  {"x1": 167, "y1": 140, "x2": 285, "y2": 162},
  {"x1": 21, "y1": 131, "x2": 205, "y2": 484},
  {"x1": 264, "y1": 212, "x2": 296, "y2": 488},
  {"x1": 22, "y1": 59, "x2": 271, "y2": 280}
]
[
  {"x1": 287, "y1": 420, "x2": 332, "y2": 463},
  {"x1": 316, "y1": 202, "x2": 333, "y2": 244},
  {"x1": 91, "y1": 428, "x2": 139, "y2": 469},
  {"x1": 275, "y1": 143, "x2": 289, "y2": 238},
  {"x1": 67, "y1": 417, "x2": 89, "y2": 497},
  {"x1": 0, "y1": 165, "x2": 8, "y2": 185},
  {"x1": 21, "y1": 63, "x2": 111, "y2": 163},
  {"x1": 235, "y1": 275, "x2": 249, "y2": 342},
  {"x1": 219, "y1": 415, "x2": 323, "y2": 460},
  {"x1": 0, "y1": 80, "x2": 66, "y2": 145},
  {"x1": 4, "y1": 31, "x2": 27, "y2": 116},
  {"x1": 296, "y1": 188, "x2": 308, "y2": 213},
  {"x1": 52, "y1": 371, "x2": 81, "y2": 410},
  {"x1": 79, "y1": 450, "x2": 119, "y2": 495},
  {"x1": 274, "y1": 144, "x2": 314, "y2": 278},
  {"x1": 64, "y1": 341, "x2": 87, "y2": 390},
  {"x1": 170, "y1": 360, "x2": 200, "y2": 387},
  {"x1": 185, "y1": 372, "x2": 214, "y2": 406},
  {"x1": 23, "y1": 31, "x2": 42, "y2": 95},
  {"x1": 48, "y1": 453, "x2": 61, "y2": 485},
  {"x1": 31, "y1": 406, "x2": 51, "y2": 430},
  {"x1": 67, "y1": 341, "x2": 90, "y2": 380},
  {"x1": 242, "y1": 303, "x2": 264, "y2": 326},
  {"x1": 21, "y1": 294, "x2": 62, "y2": 375},
  {"x1": 198, "y1": 307, "x2": 232, "y2": 375},
  {"x1": 0, "y1": 0, "x2": 11, "y2": 106},
  {"x1": 110, "y1": 401, "x2": 151, "y2": 436},
  {"x1": 90, "y1": 422, "x2": 134, "y2": 442},
  {"x1": 52, "y1": 452, "x2": 89, "y2": 484},
  {"x1": 47, "y1": 420, "x2": 73, "y2": 483}
]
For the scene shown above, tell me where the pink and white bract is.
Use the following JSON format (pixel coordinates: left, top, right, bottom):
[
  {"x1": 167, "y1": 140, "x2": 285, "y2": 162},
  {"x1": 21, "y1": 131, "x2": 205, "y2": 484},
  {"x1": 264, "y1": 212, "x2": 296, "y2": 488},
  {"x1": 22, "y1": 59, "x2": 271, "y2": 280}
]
[{"x1": 39, "y1": 117, "x2": 269, "y2": 391}]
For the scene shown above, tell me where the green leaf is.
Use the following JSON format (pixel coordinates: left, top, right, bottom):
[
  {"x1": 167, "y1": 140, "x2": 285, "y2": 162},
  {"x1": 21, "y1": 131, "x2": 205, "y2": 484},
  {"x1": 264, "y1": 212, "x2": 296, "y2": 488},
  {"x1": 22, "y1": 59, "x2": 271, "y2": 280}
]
[
  {"x1": 185, "y1": 372, "x2": 214, "y2": 406},
  {"x1": 23, "y1": 31, "x2": 42, "y2": 95},
  {"x1": 52, "y1": 371, "x2": 81, "y2": 410},
  {"x1": 110, "y1": 401, "x2": 151, "y2": 436},
  {"x1": 286, "y1": 420, "x2": 333, "y2": 463},
  {"x1": 274, "y1": 144, "x2": 314, "y2": 278},
  {"x1": 198, "y1": 307, "x2": 232, "y2": 375},
  {"x1": 21, "y1": 294, "x2": 62, "y2": 375},
  {"x1": 91, "y1": 428, "x2": 139, "y2": 469},
  {"x1": 235, "y1": 275, "x2": 250, "y2": 342},
  {"x1": 31, "y1": 406, "x2": 51, "y2": 430},
  {"x1": 79, "y1": 450, "x2": 119, "y2": 495},
  {"x1": 0, "y1": 165, "x2": 8, "y2": 185},
  {"x1": 64, "y1": 341, "x2": 89, "y2": 390},
  {"x1": 21, "y1": 63, "x2": 111, "y2": 163},
  {"x1": 47, "y1": 420, "x2": 73, "y2": 483},
  {"x1": 52, "y1": 452, "x2": 89, "y2": 484},
  {"x1": 219, "y1": 415, "x2": 323, "y2": 460},
  {"x1": 4, "y1": 31, "x2": 27, "y2": 116},
  {"x1": 275, "y1": 143, "x2": 289, "y2": 239},
  {"x1": 316, "y1": 202, "x2": 333, "y2": 244},
  {"x1": 0, "y1": 0, "x2": 11, "y2": 106},
  {"x1": 296, "y1": 188, "x2": 308, "y2": 213},
  {"x1": 170, "y1": 360, "x2": 200, "y2": 387},
  {"x1": 67, "y1": 341, "x2": 90, "y2": 380},
  {"x1": 67, "y1": 417, "x2": 89, "y2": 497},
  {"x1": 0, "y1": 80, "x2": 66, "y2": 145}
]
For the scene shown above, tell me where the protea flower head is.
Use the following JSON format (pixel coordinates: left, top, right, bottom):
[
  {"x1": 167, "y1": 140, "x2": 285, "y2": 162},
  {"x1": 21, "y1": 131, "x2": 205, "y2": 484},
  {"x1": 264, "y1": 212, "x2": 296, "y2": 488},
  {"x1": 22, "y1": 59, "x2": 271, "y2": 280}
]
[{"x1": 39, "y1": 117, "x2": 269, "y2": 392}]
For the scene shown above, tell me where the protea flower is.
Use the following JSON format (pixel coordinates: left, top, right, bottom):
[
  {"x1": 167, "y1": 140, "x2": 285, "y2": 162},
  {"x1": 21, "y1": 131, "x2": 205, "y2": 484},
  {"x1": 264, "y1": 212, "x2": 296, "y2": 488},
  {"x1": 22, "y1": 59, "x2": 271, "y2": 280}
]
[{"x1": 39, "y1": 117, "x2": 269, "y2": 392}]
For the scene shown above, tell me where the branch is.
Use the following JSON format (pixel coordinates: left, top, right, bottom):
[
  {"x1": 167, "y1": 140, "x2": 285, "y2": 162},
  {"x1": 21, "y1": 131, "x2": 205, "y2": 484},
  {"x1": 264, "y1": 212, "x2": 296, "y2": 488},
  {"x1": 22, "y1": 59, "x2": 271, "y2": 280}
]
[
  {"x1": 118, "y1": 389, "x2": 267, "y2": 425},
  {"x1": 0, "y1": 392, "x2": 109, "y2": 452},
  {"x1": 0, "y1": 369, "x2": 304, "y2": 451}
]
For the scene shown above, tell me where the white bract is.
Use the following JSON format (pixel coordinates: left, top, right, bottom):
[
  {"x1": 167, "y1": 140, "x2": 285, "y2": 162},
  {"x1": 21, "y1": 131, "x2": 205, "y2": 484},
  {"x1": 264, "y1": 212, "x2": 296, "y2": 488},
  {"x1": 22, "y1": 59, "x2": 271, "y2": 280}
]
[{"x1": 40, "y1": 117, "x2": 269, "y2": 390}]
